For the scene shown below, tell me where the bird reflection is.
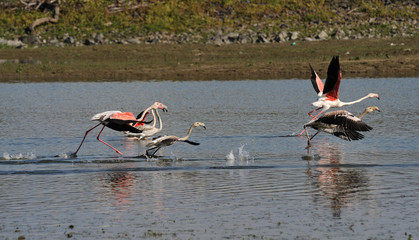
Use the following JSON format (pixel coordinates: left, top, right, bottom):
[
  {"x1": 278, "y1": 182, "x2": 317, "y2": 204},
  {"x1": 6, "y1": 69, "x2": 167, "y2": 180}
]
[
  {"x1": 306, "y1": 140, "x2": 368, "y2": 218},
  {"x1": 103, "y1": 171, "x2": 136, "y2": 210}
]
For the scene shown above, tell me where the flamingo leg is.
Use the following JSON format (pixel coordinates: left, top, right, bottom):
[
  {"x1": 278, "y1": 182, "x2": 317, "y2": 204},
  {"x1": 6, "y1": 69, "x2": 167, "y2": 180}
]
[
  {"x1": 304, "y1": 126, "x2": 312, "y2": 149},
  {"x1": 96, "y1": 125, "x2": 124, "y2": 155},
  {"x1": 310, "y1": 109, "x2": 324, "y2": 120},
  {"x1": 146, "y1": 147, "x2": 161, "y2": 157},
  {"x1": 298, "y1": 109, "x2": 324, "y2": 136},
  {"x1": 72, "y1": 123, "x2": 102, "y2": 157},
  {"x1": 310, "y1": 131, "x2": 319, "y2": 141}
]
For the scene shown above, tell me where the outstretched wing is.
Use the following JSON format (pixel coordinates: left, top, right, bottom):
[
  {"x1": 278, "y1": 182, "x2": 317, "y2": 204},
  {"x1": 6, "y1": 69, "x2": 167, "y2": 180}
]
[
  {"x1": 105, "y1": 119, "x2": 144, "y2": 133},
  {"x1": 182, "y1": 140, "x2": 200, "y2": 145},
  {"x1": 309, "y1": 64, "x2": 324, "y2": 96},
  {"x1": 320, "y1": 110, "x2": 373, "y2": 132},
  {"x1": 333, "y1": 128, "x2": 365, "y2": 141},
  {"x1": 323, "y1": 56, "x2": 341, "y2": 100}
]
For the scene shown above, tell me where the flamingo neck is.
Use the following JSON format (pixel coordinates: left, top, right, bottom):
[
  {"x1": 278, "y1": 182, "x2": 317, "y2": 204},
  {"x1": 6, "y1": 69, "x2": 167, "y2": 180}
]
[
  {"x1": 179, "y1": 125, "x2": 196, "y2": 141},
  {"x1": 150, "y1": 109, "x2": 157, "y2": 128},
  {"x1": 137, "y1": 106, "x2": 153, "y2": 121},
  {"x1": 340, "y1": 95, "x2": 371, "y2": 107},
  {"x1": 155, "y1": 109, "x2": 163, "y2": 131}
]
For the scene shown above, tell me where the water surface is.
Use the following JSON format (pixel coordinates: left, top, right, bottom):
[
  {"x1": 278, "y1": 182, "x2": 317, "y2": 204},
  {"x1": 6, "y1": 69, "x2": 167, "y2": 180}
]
[{"x1": 1, "y1": 78, "x2": 418, "y2": 239}]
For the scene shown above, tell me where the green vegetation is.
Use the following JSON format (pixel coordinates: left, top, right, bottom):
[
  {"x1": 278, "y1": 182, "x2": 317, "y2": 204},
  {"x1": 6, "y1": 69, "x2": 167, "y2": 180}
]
[{"x1": 0, "y1": 0, "x2": 417, "y2": 41}]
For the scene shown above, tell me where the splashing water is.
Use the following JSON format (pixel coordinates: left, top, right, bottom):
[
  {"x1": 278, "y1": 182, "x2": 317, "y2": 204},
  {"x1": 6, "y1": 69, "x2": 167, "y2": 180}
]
[
  {"x1": 2, "y1": 152, "x2": 36, "y2": 160},
  {"x1": 225, "y1": 144, "x2": 253, "y2": 165},
  {"x1": 226, "y1": 150, "x2": 235, "y2": 166}
]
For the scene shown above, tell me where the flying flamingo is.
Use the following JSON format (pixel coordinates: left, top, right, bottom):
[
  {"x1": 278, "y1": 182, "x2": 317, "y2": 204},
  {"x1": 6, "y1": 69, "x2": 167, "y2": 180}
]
[
  {"x1": 308, "y1": 56, "x2": 379, "y2": 119},
  {"x1": 72, "y1": 102, "x2": 167, "y2": 156},
  {"x1": 145, "y1": 122, "x2": 206, "y2": 157},
  {"x1": 124, "y1": 103, "x2": 168, "y2": 139},
  {"x1": 303, "y1": 106, "x2": 380, "y2": 149},
  {"x1": 297, "y1": 56, "x2": 379, "y2": 136}
]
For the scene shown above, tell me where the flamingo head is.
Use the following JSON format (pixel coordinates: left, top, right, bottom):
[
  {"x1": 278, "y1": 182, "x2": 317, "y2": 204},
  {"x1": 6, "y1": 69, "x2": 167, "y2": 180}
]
[
  {"x1": 193, "y1": 122, "x2": 206, "y2": 129},
  {"x1": 365, "y1": 106, "x2": 380, "y2": 113},
  {"x1": 368, "y1": 93, "x2": 380, "y2": 100},
  {"x1": 153, "y1": 102, "x2": 168, "y2": 112}
]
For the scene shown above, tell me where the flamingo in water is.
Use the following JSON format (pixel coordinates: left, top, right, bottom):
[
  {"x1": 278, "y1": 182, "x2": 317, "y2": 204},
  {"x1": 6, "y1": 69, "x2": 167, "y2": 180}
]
[
  {"x1": 72, "y1": 102, "x2": 167, "y2": 156},
  {"x1": 124, "y1": 103, "x2": 168, "y2": 139},
  {"x1": 145, "y1": 122, "x2": 206, "y2": 157},
  {"x1": 303, "y1": 106, "x2": 380, "y2": 149},
  {"x1": 298, "y1": 56, "x2": 379, "y2": 136}
]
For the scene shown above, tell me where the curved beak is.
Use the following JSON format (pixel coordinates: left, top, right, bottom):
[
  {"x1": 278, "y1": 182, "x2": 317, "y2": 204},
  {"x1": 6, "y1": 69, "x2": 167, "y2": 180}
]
[{"x1": 160, "y1": 104, "x2": 168, "y2": 112}]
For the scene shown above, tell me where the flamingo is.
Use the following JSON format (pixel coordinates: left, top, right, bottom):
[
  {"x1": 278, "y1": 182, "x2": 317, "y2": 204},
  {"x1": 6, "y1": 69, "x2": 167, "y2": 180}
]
[
  {"x1": 124, "y1": 103, "x2": 168, "y2": 139},
  {"x1": 303, "y1": 106, "x2": 380, "y2": 149},
  {"x1": 297, "y1": 56, "x2": 379, "y2": 136},
  {"x1": 308, "y1": 56, "x2": 379, "y2": 119},
  {"x1": 72, "y1": 102, "x2": 166, "y2": 156},
  {"x1": 145, "y1": 122, "x2": 206, "y2": 157}
]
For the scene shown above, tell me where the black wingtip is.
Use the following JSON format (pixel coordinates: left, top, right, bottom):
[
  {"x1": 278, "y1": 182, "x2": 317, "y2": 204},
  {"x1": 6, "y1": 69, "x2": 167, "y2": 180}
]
[{"x1": 183, "y1": 140, "x2": 200, "y2": 145}]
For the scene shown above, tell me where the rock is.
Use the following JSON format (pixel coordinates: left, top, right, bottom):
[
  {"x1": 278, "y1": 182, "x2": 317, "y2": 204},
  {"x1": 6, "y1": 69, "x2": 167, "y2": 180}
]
[
  {"x1": 18, "y1": 35, "x2": 38, "y2": 45},
  {"x1": 146, "y1": 36, "x2": 159, "y2": 44},
  {"x1": 316, "y1": 30, "x2": 329, "y2": 40},
  {"x1": 214, "y1": 36, "x2": 223, "y2": 46},
  {"x1": 0, "y1": 38, "x2": 24, "y2": 47},
  {"x1": 84, "y1": 39, "x2": 95, "y2": 45},
  {"x1": 226, "y1": 32, "x2": 239, "y2": 42},
  {"x1": 279, "y1": 31, "x2": 288, "y2": 42},
  {"x1": 127, "y1": 38, "x2": 142, "y2": 44},
  {"x1": 290, "y1": 31, "x2": 299, "y2": 40},
  {"x1": 94, "y1": 33, "x2": 104, "y2": 43},
  {"x1": 256, "y1": 34, "x2": 269, "y2": 43},
  {"x1": 64, "y1": 36, "x2": 75, "y2": 44},
  {"x1": 239, "y1": 36, "x2": 248, "y2": 44},
  {"x1": 304, "y1": 37, "x2": 315, "y2": 41}
]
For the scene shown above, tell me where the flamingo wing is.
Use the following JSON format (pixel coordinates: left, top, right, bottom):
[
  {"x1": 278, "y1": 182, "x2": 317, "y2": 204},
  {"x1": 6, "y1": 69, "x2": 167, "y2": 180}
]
[
  {"x1": 323, "y1": 56, "x2": 341, "y2": 100},
  {"x1": 182, "y1": 140, "x2": 200, "y2": 145},
  {"x1": 134, "y1": 111, "x2": 152, "y2": 127},
  {"x1": 332, "y1": 127, "x2": 366, "y2": 141},
  {"x1": 110, "y1": 112, "x2": 136, "y2": 121},
  {"x1": 309, "y1": 64, "x2": 324, "y2": 95},
  {"x1": 105, "y1": 119, "x2": 144, "y2": 133},
  {"x1": 319, "y1": 110, "x2": 373, "y2": 132}
]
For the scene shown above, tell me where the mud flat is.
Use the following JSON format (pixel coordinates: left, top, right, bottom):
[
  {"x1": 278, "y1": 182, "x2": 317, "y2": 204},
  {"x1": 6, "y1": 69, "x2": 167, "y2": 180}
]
[{"x1": 0, "y1": 36, "x2": 417, "y2": 82}]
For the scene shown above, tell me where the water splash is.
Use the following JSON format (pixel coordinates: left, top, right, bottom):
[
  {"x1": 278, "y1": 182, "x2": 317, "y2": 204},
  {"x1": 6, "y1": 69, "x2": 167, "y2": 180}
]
[
  {"x1": 226, "y1": 150, "x2": 235, "y2": 166},
  {"x1": 225, "y1": 144, "x2": 253, "y2": 166},
  {"x1": 2, "y1": 152, "x2": 36, "y2": 160}
]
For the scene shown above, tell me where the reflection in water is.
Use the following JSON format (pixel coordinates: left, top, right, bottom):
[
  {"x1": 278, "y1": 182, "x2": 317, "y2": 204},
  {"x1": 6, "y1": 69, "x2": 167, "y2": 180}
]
[
  {"x1": 100, "y1": 171, "x2": 136, "y2": 211},
  {"x1": 307, "y1": 140, "x2": 368, "y2": 218}
]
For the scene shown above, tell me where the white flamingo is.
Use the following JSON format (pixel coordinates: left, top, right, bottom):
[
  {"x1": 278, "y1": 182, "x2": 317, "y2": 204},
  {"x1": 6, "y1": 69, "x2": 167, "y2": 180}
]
[
  {"x1": 125, "y1": 103, "x2": 168, "y2": 139},
  {"x1": 146, "y1": 122, "x2": 206, "y2": 157}
]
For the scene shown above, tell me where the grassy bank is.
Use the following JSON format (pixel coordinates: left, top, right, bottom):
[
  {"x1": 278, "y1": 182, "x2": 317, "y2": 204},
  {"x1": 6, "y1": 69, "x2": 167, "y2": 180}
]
[
  {"x1": 0, "y1": 0, "x2": 417, "y2": 44},
  {"x1": 0, "y1": 36, "x2": 417, "y2": 82}
]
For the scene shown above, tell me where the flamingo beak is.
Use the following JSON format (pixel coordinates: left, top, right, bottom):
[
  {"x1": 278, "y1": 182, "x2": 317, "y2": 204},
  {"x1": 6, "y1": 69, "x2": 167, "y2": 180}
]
[{"x1": 162, "y1": 107, "x2": 168, "y2": 112}]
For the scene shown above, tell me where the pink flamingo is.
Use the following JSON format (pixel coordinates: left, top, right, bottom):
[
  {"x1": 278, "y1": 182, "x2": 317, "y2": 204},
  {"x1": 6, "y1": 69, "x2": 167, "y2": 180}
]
[
  {"x1": 72, "y1": 102, "x2": 166, "y2": 156},
  {"x1": 298, "y1": 56, "x2": 379, "y2": 136},
  {"x1": 309, "y1": 56, "x2": 379, "y2": 119}
]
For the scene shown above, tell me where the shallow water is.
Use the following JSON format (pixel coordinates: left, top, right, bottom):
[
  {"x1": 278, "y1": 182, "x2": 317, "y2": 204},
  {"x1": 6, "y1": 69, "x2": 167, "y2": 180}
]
[{"x1": 1, "y1": 78, "x2": 418, "y2": 239}]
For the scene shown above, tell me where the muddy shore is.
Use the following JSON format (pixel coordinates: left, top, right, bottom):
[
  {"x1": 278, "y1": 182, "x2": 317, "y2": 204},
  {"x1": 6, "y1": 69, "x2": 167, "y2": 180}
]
[{"x1": 0, "y1": 36, "x2": 417, "y2": 82}]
